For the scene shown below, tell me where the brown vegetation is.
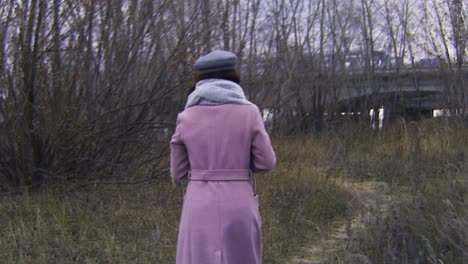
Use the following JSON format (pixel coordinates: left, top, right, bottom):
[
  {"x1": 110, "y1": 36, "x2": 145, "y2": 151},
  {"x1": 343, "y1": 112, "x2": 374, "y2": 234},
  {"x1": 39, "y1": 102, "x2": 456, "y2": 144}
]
[
  {"x1": 1, "y1": 120, "x2": 466, "y2": 263},
  {"x1": 1, "y1": 0, "x2": 466, "y2": 189},
  {"x1": 0, "y1": 0, "x2": 466, "y2": 262},
  {"x1": 0, "y1": 130, "x2": 352, "y2": 263}
]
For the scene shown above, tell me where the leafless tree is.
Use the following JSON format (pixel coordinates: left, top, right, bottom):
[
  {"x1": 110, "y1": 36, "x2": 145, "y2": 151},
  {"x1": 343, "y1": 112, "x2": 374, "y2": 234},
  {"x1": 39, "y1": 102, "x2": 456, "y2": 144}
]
[{"x1": 1, "y1": 0, "x2": 466, "y2": 190}]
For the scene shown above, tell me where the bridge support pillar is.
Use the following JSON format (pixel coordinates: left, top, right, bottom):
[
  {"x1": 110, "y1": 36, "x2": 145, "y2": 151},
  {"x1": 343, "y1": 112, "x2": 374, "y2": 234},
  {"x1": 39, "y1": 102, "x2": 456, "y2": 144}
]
[{"x1": 369, "y1": 107, "x2": 381, "y2": 129}]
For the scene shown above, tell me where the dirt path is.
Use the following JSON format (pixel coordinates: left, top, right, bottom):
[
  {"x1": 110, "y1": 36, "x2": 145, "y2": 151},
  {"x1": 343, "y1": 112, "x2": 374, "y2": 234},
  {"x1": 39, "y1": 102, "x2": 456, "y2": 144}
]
[{"x1": 288, "y1": 179, "x2": 400, "y2": 264}]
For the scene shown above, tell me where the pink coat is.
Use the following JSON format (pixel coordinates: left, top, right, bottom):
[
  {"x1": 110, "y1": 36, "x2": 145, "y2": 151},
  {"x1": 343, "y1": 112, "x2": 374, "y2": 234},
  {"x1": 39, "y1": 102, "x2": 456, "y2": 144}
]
[{"x1": 170, "y1": 104, "x2": 276, "y2": 264}]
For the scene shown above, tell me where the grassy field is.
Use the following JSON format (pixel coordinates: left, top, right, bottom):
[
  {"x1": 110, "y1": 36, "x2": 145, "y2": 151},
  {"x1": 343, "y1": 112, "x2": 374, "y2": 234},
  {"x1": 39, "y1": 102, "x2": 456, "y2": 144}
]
[
  {"x1": 0, "y1": 130, "x2": 352, "y2": 263},
  {"x1": 329, "y1": 120, "x2": 467, "y2": 264},
  {"x1": 0, "y1": 119, "x2": 466, "y2": 263}
]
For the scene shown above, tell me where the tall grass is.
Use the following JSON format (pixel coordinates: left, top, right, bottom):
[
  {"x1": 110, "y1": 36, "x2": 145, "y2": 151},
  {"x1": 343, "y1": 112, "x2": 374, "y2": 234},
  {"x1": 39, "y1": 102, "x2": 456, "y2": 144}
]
[
  {"x1": 0, "y1": 182, "x2": 182, "y2": 263},
  {"x1": 328, "y1": 119, "x2": 467, "y2": 264},
  {"x1": 260, "y1": 136, "x2": 352, "y2": 262},
  {"x1": 1, "y1": 119, "x2": 465, "y2": 263},
  {"x1": 0, "y1": 133, "x2": 351, "y2": 263}
]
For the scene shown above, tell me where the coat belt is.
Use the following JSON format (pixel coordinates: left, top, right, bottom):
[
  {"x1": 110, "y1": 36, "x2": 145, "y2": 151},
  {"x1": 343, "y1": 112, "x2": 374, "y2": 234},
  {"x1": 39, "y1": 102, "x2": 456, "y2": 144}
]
[{"x1": 188, "y1": 169, "x2": 251, "y2": 181}]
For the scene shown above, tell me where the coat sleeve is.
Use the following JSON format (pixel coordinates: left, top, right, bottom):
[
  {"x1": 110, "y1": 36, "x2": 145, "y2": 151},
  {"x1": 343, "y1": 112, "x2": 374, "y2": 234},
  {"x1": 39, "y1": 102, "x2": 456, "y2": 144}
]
[
  {"x1": 250, "y1": 107, "x2": 276, "y2": 173},
  {"x1": 170, "y1": 115, "x2": 190, "y2": 180}
]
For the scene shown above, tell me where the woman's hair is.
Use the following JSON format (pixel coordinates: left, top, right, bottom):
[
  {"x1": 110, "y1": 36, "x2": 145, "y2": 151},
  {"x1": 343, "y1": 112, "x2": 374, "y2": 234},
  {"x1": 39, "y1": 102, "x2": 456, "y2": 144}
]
[
  {"x1": 197, "y1": 69, "x2": 241, "y2": 84},
  {"x1": 186, "y1": 69, "x2": 241, "y2": 97}
]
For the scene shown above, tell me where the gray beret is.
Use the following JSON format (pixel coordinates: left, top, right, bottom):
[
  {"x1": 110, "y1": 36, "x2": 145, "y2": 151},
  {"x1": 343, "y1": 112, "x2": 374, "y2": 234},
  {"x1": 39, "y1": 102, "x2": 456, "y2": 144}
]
[{"x1": 194, "y1": 50, "x2": 237, "y2": 74}]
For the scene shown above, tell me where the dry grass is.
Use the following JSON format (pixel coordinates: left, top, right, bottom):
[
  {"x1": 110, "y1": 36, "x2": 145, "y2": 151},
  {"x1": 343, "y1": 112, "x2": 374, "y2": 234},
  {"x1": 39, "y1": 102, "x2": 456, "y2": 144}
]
[
  {"x1": 0, "y1": 133, "x2": 352, "y2": 263},
  {"x1": 0, "y1": 181, "x2": 182, "y2": 263},
  {"x1": 1, "y1": 118, "x2": 466, "y2": 263},
  {"x1": 260, "y1": 136, "x2": 352, "y2": 263},
  {"x1": 326, "y1": 119, "x2": 468, "y2": 264}
]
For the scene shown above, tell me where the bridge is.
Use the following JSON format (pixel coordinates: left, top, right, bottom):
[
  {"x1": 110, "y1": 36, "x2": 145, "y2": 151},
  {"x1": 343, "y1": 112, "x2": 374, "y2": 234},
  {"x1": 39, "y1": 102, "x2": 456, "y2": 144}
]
[{"x1": 335, "y1": 66, "x2": 468, "y2": 125}]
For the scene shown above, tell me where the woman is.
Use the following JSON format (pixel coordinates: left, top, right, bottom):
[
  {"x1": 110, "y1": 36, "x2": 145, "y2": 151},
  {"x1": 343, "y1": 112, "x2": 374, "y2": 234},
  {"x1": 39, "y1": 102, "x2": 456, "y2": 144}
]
[{"x1": 170, "y1": 50, "x2": 276, "y2": 264}]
